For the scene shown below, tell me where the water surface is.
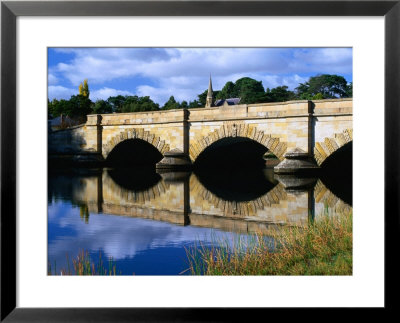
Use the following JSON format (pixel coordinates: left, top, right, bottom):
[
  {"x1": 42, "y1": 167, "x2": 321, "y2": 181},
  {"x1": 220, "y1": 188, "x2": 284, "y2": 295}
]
[{"x1": 48, "y1": 168, "x2": 351, "y2": 275}]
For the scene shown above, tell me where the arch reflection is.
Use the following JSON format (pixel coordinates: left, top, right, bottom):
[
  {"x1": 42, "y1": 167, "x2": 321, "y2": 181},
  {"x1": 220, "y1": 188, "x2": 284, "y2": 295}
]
[
  {"x1": 194, "y1": 168, "x2": 277, "y2": 202},
  {"x1": 47, "y1": 167, "x2": 352, "y2": 234}
]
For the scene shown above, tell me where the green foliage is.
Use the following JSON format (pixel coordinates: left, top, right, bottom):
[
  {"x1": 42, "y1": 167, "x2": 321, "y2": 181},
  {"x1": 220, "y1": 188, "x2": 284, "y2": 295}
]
[
  {"x1": 162, "y1": 96, "x2": 180, "y2": 110},
  {"x1": 216, "y1": 81, "x2": 236, "y2": 100},
  {"x1": 93, "y1": 100, "x2": 113, "y2": 114},
  {"x1": 48, "y1": 98, "x2": 69, "y2": 117},
  {"x1": 265, "y1": 86, "x2": 296, "y2": 102},
  {"x1": 117, "y1": 95, "x2": 158, "y2": 112},
  {"x1": 107, "y1": 95, "x2": 126, "y2": 113},
  {"x1": 48, "y1": 250, "x2": 118, "y2": 276},
  {"x1": 234, "y1": 77, "x2": 267, "y2": 104},
  {"x1": 48, "y1": 74, "x2": 353, "y2": 122},
  {"x1": 312, "y1": 93, "x2": 325, "y2": 100},
  {"x1": 213, "y1": 77, "x2": 267, "y2": 104},
  {"x1": 346, "y1": 82, "x2": 353, "y2": 97},
  {"x1": 295, "y1": 74, "x2": 351, "y2": 99},
  {"x1": 197, "y1": 90, "x2": 208, "y2": 106},
  {"x1": 48, "y1": 95, "x2": 92, "y2": 120},
  {"x1": 197, "y1": 90, "x2": 220, "y2": 107},
  {"x1": 48, "y1": 79, "x2": 93, "y2": 121},
  {"x1": 68, "y1": 95, "x2": 93, "y2": 118},
  {"x1": 180, "y1": 101, "x2": 188, "y2": 109},
  {"x1": 188, "y1": 100, "x2": 202, "y2": 108}
]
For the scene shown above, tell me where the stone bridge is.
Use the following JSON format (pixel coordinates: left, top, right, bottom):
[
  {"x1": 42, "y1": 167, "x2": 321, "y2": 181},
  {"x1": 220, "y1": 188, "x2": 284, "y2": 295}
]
[{"x1": 49, "y1": 98, "x2": 352, "y2": 171}]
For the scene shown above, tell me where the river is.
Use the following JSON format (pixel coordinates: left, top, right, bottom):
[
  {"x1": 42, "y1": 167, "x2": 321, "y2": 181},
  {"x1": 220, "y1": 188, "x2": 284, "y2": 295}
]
[{"x1": 48, "y1": 167, "x2": 352, "y2": 275}]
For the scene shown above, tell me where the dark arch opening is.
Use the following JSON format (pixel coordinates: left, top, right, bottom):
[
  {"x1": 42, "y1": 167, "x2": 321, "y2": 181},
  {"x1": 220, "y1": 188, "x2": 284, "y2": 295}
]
[
  {"x1": 320, "y1": 142, "x2": 352, "y2": 205},
  {"x1": 194, "y1": 137, "x2": 268, "y2": 170},
  {"x1": 106, "y1": 139, "x2": 163, "y2": 168}
]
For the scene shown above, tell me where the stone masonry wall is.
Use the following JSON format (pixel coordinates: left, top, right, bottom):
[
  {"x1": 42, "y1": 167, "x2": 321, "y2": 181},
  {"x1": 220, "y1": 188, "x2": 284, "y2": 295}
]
[
  {"x1": 48, "y1": 125, "x2": 91, "y2": 154},
  {"x1": 50, "y1": 99, "x2": 352, "y2": 165}
]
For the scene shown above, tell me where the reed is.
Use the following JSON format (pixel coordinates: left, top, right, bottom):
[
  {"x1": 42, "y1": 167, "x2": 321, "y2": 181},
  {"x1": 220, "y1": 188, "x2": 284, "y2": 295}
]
[
  {"x1": 48, "y1": 250, "x2": 118, "y2": 275},
  {"x1": 186, "y1": 211, "x2": 352, "y2": 275}
]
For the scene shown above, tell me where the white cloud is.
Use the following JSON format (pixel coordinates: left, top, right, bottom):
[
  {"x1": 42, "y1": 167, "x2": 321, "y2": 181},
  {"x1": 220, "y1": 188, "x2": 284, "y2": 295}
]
[
  {"x1": 48, "y1": 200, "x2": 228, "y2": 266},
  {"x1": 49, "y1": 48, "x2": 353, "y2": 104},
  {"x1": 261, "y1": 74, "x2": 308, "y2": 90},
  {"x1": 48, "y1": 73, "x2": 58, "y2": 85},
  {"x1": 51, "y1": 48, "x2": 352, "y2": 85},
  {"x1": 137, "y1": 84, "x2": 197, "y2": 106},
  {"x1": 48, "y1": 85, "x2": 75, "y2": 100},
  {"x1": 90, "y1": 87, "x2": 134, "y2": 101}
]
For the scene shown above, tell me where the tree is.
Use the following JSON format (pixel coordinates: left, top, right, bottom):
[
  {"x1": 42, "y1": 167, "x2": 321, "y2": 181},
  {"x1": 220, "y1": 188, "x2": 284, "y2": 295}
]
[
  {"x1": 48, "y1": 98, "x2": 70, "y2": 117},
  {"x1": 162, "y1": 96, "x2": 180, "y2": 110},
  {"x1": 188, "y1": 100, "x2": 201, "y2": 108},
  {"x1": 233, "y1": 77, "x2": 267, "y2": 104},
  {"x1": 197, "y1": 90, "x2": 208, "y2": 106},
  {"x1": 213, "y1": 77, "x2": 267, "y2": 104},
  {"x1": 107, "y1": 95, "x2": 126, "y2": 113},
  {"x1": 180, "y1": 101, "x2": 188, "y2": 109},
  {"x1": 265, "y1": 86, "x2": 296, "y2": 102},
  {"x1": 68, "y1": 95, "x2": 93, "y2": 118},
  {"x1": 79, "y1": 79, "x2": 90, "y2": 98},
  {"x1": 119, "y1": 95, "x2": 159, "y2": 112},
  {"x1": 346, "y1": 82, "x2": 353, "y2": 97},
  {"x1": 216, "y1": 81, "x2": 236, "y2": 100},
  {"x1": 312, "y1": 93, "x2": 324, "y2": 100},
  {"x1": 93, "y1": 100, "x2": 113, "y2": 114},
  {"x1": 295, "y1": 74, "x2": 350, "y2": 99}
]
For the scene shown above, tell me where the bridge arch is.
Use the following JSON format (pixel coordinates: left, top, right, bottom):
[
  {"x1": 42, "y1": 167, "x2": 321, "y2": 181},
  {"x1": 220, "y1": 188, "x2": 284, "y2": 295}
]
[
  {"x1": 189, "y1": 123, "x2": 287, "y2": 162},
  {"x1": 102, "y1": 128, "x2": 170, "y2": 159},
  {"x1": 190, "y1": 173, "x2": 287, "y2": 218},
  {"x1": 314, "y1": 128, "x2": 353, "y2": 166}
]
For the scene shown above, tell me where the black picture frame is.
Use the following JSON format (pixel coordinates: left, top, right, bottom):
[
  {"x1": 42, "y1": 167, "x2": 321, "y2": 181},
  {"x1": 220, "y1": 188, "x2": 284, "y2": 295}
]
[{"x1": 1, "y1": 1, "x2": 398, "y2": 321}]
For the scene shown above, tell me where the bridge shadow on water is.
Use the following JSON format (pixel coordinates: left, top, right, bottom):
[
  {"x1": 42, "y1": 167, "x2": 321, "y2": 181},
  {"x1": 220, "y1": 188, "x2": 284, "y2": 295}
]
[
  {"x1": 194, "y1": 168, "x2": 277, "y2": 202},
  {"x1": 319, "y1": 142, "x2": 352, "y2": 206},
  {"x1": 107, "y1": 168, "x2": 162, "y2": 192}
]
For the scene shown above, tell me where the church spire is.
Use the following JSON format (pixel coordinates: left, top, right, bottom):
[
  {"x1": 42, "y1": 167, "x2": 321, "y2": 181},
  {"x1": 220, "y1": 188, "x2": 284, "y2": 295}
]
[{"x1": 206, "y1": 74, "x2": 214, "y2": 108}]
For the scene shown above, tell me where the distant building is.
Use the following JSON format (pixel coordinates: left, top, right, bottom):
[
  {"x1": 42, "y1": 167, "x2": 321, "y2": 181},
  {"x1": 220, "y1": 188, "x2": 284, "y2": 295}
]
[
  {"x1": 206, "y1": 75, "x2": 241, "y2": 108},
  {"x1": 49, "y1": 114, "x2": 79, "y2": 131},
  {"x1": 214, "y1": 98, "x2": 241, "y2": 107}
]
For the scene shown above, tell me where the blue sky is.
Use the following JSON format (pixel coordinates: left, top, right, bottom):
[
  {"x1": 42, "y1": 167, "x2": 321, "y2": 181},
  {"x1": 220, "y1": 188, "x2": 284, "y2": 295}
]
[{"x1": 48, "y1": 47, "x2": 352, "y2": 105}]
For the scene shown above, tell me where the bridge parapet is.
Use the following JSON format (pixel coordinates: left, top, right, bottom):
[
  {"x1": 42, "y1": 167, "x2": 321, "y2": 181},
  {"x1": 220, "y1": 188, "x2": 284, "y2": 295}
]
[
  {"x1": 86, "y1": 98, "x2": 352, "y2": 126},
  {"x1": 89, "y1": 108, "x2": 188, "y2": 126},
  {"x1": 313, "y1": 98, "x2": 352, "y2": 115}
]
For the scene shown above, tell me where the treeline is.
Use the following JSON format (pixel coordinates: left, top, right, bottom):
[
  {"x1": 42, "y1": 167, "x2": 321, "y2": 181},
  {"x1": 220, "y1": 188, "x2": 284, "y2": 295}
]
[{"x1": 48, "y1": 74, "x2": 352, "y2": 120}]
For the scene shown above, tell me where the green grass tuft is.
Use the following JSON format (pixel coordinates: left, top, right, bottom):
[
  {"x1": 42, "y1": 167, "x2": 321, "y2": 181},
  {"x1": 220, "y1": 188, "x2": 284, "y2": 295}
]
[
  {"x1": 185, "y1": 211, "x2": 352, "y2": 275},
  {"x1": 48, "y1": 250, "x2": 118, "y2": 275}
]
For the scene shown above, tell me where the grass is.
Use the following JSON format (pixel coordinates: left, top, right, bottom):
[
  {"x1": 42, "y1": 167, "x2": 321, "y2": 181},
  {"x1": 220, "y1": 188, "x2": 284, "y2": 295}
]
[
  {"x1": 48, "y1": 250, "x2": 118, "y2": 275},
  {"x1": 185, "y1": 211, "x2": 352, "y2": 275}
]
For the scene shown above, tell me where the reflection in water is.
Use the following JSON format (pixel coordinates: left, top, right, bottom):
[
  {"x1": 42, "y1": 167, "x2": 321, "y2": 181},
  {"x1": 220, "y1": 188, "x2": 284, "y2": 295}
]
[
  {"x1": 320, "y1": 142, "x2": 352, "y2": 205},
  {"x1": 107, "y1": 168, "x2": 161, "y2": 191},
  {"x1": 194, "y1": 168, "x2": 277, "y2": 202},
  {"x1": 48, "y1": 167, "x2": 352, "y2": 275}
]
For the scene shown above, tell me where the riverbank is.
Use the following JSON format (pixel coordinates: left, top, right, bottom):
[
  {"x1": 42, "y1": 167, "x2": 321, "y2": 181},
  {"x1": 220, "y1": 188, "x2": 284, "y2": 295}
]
[{"x1": 186, "y1": 211, "x2": 352, "y2": 275}]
